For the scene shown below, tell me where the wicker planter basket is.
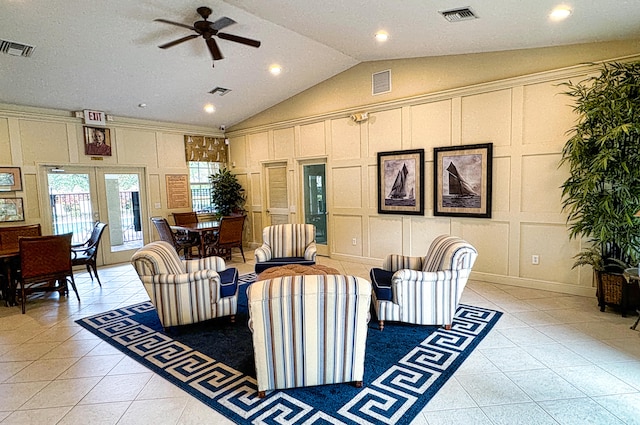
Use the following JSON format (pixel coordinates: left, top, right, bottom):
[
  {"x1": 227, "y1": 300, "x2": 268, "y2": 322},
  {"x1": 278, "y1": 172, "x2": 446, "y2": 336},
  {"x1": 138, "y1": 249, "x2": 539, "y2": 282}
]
[{"x1": 596, "y1": 270, "x2": 640, "y2": 316}]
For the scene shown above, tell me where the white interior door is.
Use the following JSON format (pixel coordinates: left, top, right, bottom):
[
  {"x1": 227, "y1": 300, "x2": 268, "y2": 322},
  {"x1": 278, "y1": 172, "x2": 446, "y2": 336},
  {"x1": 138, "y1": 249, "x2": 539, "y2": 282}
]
[
  {"x1": 40, "y1": 165, "x2": 148, "y2": 265},
  {"x1": 264, "y1": 162, "x2": 289, "y2": 225}
]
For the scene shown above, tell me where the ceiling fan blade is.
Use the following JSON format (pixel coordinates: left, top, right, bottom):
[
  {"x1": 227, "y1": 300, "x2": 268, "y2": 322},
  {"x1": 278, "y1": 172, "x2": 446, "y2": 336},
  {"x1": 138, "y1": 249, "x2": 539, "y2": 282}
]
[
  {"x1": 211, "y1": 16, "x2": 236, "y2": 31},
  {"x1": 217, "y1": 32, "x2": 261, "y2": 48},
  {"x1": 154, "y1": 18, "x2": 195, "y2": 31},
  {"x1": 158, "y1": 34, "x2": 199, "y2": 49},
  {"x1": 206, "y1": 37, "x2": 224, "y2": 60}
]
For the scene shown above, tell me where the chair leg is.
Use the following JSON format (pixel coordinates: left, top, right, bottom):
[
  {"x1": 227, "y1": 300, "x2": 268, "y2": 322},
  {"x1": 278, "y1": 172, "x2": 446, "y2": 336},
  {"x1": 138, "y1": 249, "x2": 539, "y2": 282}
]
[
  {"x1": 239, "y1": 244, "x2": 246, "y2": 262},
  {"x1": 354, "y1": 381, "x2": 363, "y2": 388},
  {"x1": 444, "y1": 324, "x2": 452, "y2": 330},
  {"x1": 91, "y1": 262, "x2": 102, "y2": 286},
  {"x1": 85, "y1": 264, "x2": 94, "y2": 281},
  {"x1": 258, "y1": 391, "x2": 266, "y2": 398},
  {"x1": 230, "y1": 315, "x2": 236, "y2": 323},
  {"x1": 378, "y1": 320, "x2": 384, "y2": 331},
  {"x1": 21, "y1": 282, "x2": 26, "y2": 314},
  {"x1": 68, "y1": 276, "x2": 80, "y2": 301}
]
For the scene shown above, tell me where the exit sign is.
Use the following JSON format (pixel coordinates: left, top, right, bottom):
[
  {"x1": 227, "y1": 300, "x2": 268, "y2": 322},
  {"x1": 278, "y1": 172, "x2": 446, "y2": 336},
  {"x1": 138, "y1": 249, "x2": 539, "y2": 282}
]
[{"x1": 83, "y1": 109, "x2": 106, "y2": 126}]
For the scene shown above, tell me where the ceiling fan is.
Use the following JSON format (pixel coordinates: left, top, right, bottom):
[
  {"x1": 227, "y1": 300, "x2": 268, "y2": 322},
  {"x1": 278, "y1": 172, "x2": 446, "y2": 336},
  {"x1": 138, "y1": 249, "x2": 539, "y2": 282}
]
[{"x1": 155, "y1": 6, "x2": 261, "y2": 67}]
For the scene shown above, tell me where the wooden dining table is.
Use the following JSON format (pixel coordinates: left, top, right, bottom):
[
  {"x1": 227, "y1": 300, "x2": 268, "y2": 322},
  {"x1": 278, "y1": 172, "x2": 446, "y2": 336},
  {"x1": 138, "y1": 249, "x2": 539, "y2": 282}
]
[{"x1": 170, "y1": 221, "x2": 220, "y2": 258}]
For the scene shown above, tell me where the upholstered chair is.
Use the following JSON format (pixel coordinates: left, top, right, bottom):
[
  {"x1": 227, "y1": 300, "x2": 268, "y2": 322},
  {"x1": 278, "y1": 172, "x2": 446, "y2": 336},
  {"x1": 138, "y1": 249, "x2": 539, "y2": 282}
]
[
  {"x1": 131, "y1": 241, "x2": 238, "y2": 329},
  {"x1": 370, "y1": 235, "x2": 478, "y2": 330},
  {"x1": 254, "y1": 224, "x2": 317, "y2": 273},
  {"x1": 247, "y1": 274, "x2": 371, "y2": 398}
]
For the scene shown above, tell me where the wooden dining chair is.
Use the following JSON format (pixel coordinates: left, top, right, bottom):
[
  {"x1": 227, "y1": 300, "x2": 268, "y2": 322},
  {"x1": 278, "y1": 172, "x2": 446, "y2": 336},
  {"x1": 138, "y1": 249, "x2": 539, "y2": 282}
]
[
  {"x1": 0, "y1": 224, "x2": 42, "y2": 247},
  {"x1": 18, "y1": 233, "x2": 79, "y2": 314},
  {"x1": 207, "y1": 215, "x2": 246, "y2": 262},
  {"x1": 151, "y1": 217, "x2": 200, "y2": 259},
  {"x1": 0, "y1": 224, "x2": 42, "y2": 305},
  {"x1": 71, "y1": 221, "x2": 108, "y2": 286},
  {"x1": 172, "y1": 212, "x2": 198, "y2": 225}
]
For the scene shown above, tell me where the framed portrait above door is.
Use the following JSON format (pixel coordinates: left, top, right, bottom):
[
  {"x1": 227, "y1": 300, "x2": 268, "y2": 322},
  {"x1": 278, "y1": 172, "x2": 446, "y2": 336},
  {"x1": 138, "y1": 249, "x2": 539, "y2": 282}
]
[
  {"x1": 434, "y1": 143, "x2": 493, "y2": 218},
  {"x1": 377, "y1": 149, "x2": 424, "y2": 215},
  {"x1": 84, "y1": 126, "x2": 112, "y2": 156}
]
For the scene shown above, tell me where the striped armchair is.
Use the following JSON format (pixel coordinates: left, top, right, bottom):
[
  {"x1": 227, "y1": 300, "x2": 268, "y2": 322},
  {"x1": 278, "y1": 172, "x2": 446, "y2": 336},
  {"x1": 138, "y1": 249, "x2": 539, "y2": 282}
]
[
  {"x1": 254, "y1": 224, "x2": 317, "y2": 273},
  {"x1": 247, "y1": 274, "x2": 371, "y2": 398},
  {"x1": 370, "y1": 235, "x2": 478, "y2": 331},
  {"x1": 131, "y1": 241, "x2": 239, "y2": 329}
]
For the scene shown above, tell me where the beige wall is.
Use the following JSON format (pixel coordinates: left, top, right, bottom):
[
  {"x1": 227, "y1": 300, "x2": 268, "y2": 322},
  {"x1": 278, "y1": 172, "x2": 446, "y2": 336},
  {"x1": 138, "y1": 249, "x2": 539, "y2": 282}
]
[
  {"x1": 227, "y1": 40, "x2": 640, "y2": 296},
  {"x1": 0, "y1": 104, "x2": 223, "y2": 241},
  {"x1": 3, "y1": 39, "x2": 640, "y2": 295}
]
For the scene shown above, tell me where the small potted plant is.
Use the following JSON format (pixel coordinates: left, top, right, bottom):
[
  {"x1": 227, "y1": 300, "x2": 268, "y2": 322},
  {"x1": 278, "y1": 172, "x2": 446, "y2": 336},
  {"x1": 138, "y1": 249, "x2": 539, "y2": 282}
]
[{"x1": 209, "y1": 167, "x2": 246, "y2": 218}]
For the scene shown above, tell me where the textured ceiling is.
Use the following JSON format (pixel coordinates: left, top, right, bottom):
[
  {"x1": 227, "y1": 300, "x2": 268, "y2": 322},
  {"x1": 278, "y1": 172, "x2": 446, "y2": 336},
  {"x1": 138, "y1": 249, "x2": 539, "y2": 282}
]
[{"x1": 1, "y1": 0, "x2": 639, "y2": 129}]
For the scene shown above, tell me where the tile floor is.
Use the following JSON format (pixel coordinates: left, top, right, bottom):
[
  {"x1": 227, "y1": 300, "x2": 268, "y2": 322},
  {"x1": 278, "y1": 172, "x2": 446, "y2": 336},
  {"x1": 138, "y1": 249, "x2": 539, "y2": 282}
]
[{"x1": 0, "y1": 251, "x2": 639, "y2": 424}]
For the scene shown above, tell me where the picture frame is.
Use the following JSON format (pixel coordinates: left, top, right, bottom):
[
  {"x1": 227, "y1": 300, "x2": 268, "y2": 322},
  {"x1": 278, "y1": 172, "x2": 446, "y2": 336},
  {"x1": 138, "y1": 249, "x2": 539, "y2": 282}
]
[
  {"x1": 84, "y1": 126, "x2": 112, "y2": 156},
  {"x1": 0, "y1": 197, "x2": 25, "y2": 222},
  {"x1": 0, "y1": 167, "x2": 22, "y2": 191},
  {"x1": 434, "y1": 143, "x2": 493, "y2": 218},
  {"x1": 377, "y1": 149, "x2": 425, "y2": 215}
]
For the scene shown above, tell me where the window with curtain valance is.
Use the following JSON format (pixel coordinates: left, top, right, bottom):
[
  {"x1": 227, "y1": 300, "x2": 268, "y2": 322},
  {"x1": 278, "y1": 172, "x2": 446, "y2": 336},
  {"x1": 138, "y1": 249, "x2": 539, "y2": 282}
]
[{"x1": 184, "y1": 135, "x2": 227, "y2": 163}]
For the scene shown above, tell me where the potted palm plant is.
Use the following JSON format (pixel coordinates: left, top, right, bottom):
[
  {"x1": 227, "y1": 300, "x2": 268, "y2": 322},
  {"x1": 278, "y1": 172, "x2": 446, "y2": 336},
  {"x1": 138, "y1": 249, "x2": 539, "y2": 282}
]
[
  {"x1": 560, "y1": 60, "x2": 640, "y2": 313},
  {"x1": 209, "y1": 167, "x2": 246, "y2": 217}
]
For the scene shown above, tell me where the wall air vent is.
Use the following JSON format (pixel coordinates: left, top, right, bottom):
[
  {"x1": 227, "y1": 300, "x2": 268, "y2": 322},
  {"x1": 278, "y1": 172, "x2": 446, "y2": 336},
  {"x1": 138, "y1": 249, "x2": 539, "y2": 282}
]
[
  {"x1": 372, "y1": 69, "x2": 391, "y2": 95},
  {"x1": 0, "y1": 39, "x2": 35, "y2": 57},
  {"x1": 209, "y1": 87, "x2": 231, "y2": 96},
  {"x1": 439, "y1": 7, "x2": 478, "y2": 22}
]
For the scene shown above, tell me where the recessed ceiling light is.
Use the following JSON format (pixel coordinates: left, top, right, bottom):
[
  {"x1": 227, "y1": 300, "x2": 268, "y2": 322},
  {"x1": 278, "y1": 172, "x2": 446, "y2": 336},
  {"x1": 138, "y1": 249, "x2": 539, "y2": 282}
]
[
  {"x1": 204, "y1": 104, "x2": 215, "y2": 113},
  {"x1": 269, "y1": 64, "x2": 282, "y2": 75},
  {"x1": 375, "y1": 31, "x2": 389, "y2": 42},
  {"x1": 550, "y1": 6, "x2": 572, "y2": 21}
]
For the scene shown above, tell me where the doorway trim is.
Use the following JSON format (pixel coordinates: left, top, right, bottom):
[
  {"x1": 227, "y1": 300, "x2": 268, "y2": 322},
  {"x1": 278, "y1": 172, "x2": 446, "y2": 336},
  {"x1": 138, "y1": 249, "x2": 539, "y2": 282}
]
[
  {"x1": 36, "y1": 162, "x2": 150, "y2": 265},
  {"x1": 296, "y1": 156, "x2": 329, "y2": 256}
]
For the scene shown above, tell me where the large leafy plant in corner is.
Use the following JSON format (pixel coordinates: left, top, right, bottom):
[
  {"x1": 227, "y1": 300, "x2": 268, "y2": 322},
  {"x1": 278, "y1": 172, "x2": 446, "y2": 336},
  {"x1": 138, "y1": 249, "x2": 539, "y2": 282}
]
[
  {"x1": 209, "y1": 167, "x2": 245, "y2": 217},
  {"x1": 560, "y1": 60, "x2": 640, "y2": 272}
]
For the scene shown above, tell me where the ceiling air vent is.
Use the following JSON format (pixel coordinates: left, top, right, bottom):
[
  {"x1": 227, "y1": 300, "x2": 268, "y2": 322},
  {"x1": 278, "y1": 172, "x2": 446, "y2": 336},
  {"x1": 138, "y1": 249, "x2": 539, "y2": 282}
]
[
  {"x1": 372, "y1": 69, "x2": 391, "y2": 95},
  {"x1": 209, "y1": 87, "x2": 231, "y2": 96},
  {"x1": 439, "y1": 7, "x2": 478, "y2": 22},
  {"x1": 0, "y1": 39, "x2": 35, "y2": 57}
]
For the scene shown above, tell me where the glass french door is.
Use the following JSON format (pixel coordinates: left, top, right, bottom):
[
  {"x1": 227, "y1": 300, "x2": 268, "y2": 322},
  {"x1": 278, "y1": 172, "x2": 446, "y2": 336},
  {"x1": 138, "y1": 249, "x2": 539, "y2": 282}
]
[
  {"x1": 40, "y1": 165, "x2": 147, "y2": 265},
  {"x1": 302, "y1": 162, "x2": 328, "y2": 256}
]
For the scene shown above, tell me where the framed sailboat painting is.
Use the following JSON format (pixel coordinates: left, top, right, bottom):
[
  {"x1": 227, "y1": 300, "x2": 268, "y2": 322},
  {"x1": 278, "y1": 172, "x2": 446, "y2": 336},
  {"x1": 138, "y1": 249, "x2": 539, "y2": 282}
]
[
  {"x1": 434, "y1": 143, "x2": 493, "y2": 218},
  {"x1": 377, "y1": 149, "x2": 424, "y2": 215}
]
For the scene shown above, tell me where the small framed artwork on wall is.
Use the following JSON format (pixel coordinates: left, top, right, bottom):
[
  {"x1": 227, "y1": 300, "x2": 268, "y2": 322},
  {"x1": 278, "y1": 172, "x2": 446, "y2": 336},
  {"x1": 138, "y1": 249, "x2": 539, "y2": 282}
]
[
  {"x1": 0, "y1": 197, "x2": 25, "y2": 222},
  {"x1": 0, "y1": 167, "x2": 22, "y2": 191},
  {"x1": 377, "y1": 149, "x2": 425, "y2": 215},
  {"x1": 434, "y1": 143, "x2": 493, "y2": 218}
]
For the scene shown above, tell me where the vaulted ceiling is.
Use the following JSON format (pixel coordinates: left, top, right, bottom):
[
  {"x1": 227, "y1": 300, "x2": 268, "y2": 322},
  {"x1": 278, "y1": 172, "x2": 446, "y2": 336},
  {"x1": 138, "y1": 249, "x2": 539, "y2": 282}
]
[{"x1": 1, "y1": 0, "x2": 639, "y2": 129}]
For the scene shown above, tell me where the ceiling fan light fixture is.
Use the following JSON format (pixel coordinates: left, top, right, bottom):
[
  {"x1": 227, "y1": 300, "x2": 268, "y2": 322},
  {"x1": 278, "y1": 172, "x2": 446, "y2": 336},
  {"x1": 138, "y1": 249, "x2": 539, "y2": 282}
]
[
  {"x1": 204, "y1": 104, "x2": 215, "y2": 113},
  {"x1": 375, "y1": 31, "x2": 389, "y2": 42},
  {"x1": 269, "y1": 65, "x2": 282, "y2": 76}
]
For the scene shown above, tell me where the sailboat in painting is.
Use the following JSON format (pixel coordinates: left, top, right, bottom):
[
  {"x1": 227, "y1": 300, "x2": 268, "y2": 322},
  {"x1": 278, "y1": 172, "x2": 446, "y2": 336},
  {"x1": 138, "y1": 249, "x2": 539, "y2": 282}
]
[
  {"x1": 389, "y1": 164, "x2": 408, "y2": 199},
  {"x1": 443, "y1": 161, "x2": 481, "y2": 208},
  {"x1": 386, "y1": 163, "x2": 415, "y2": 207},
  {"x1": 446, "y1": 162, "x2": 476, "y2": 196}
]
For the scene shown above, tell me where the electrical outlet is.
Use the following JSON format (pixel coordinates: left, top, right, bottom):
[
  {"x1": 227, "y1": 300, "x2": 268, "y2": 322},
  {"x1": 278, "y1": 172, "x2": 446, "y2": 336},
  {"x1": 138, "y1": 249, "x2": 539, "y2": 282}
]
[
  {"x1": 532, "y1": 255, "x2": 540, "y2": 265},
  {"x1": 352, "y1": 238, "x2": 357, "y2": 246}
]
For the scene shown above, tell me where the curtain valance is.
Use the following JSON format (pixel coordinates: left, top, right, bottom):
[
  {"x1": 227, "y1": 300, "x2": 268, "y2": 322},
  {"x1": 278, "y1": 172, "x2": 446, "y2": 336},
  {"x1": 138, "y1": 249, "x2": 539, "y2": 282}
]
[{"x1": 184, "y1": 135, "x2": 226, "y2": 162}]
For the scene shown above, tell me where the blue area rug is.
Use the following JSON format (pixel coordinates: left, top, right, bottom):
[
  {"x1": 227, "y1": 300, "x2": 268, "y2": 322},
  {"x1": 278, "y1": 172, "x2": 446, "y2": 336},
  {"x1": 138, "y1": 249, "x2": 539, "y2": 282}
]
[{"x1": 77, "y1": 274, "x2": 501, "y2": 424}]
